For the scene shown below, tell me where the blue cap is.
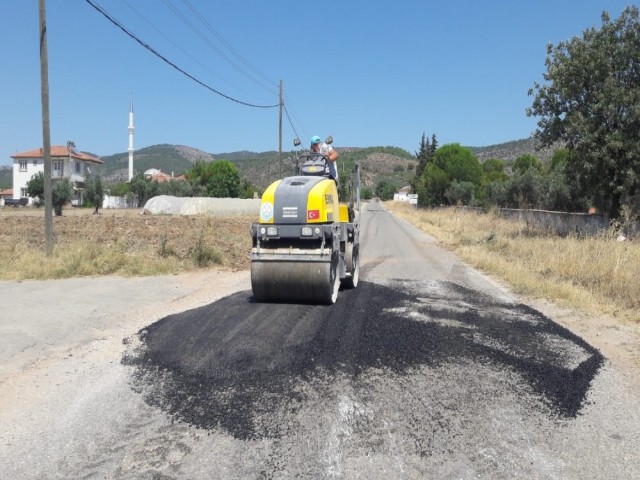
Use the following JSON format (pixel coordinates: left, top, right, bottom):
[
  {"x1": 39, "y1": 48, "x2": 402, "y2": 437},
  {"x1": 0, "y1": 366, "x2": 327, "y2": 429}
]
[{"x1": 311, "y1": 135, "x2": 321, "y2": 145}]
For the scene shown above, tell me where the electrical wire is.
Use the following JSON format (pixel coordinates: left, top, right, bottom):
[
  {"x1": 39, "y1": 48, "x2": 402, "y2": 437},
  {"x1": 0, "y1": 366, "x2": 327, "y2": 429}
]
[
  {"x1": 283, "y1": 92, "x2": 310, "y2": 141},
  {"x1": 85, "y1": 0, "x2": 279, "y2": 109},
  {"x1": 283, "y1": 103, "x2": 301, "y2": 143},
  {"x1": 179, "y1": 0, "x2": 279, "y2": 91},
  {"x1": 161, "y1": 0, "x2": 277, "y2": 96},
  {"x1": 120, "y1": 0, "x2": 236, "y2": 91}
]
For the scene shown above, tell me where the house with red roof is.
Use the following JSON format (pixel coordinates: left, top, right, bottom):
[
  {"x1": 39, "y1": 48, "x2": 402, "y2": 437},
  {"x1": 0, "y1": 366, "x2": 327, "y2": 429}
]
[{"x1": 10, "y1": 145, "x2": 103, "y2": 205}]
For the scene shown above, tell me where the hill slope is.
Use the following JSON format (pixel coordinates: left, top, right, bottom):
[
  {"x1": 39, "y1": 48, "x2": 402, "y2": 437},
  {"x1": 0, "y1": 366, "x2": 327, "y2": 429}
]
[
  {"x1": 93, "y1": 137, "x2": 559, "y2": 191},
  {"x1": 468, "y1": 137, "x2": 558, "y2": 164}
]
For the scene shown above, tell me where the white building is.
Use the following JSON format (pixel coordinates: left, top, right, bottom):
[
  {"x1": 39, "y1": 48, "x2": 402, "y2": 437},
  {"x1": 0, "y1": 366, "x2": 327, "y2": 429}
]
[{"x1": 11, "y1": 145, "x2": 103, "y2": 205}]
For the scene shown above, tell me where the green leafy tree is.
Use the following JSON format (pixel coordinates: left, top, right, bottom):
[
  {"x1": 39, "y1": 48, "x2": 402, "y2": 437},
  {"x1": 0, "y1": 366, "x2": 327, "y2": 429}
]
[
  {"x1": 541, "y1": 167, "x2": 572, "y2": 211},
  {"x1": 445, "y1": 180, "x2": 476, "y2": 206},
  {"x1": 155, "y1": 179, "x2": 194, "y2": 197},
  {"x1": 485, "y1": 180, "x2": 508, "y2": 207},
  {"x1": 548, "y1": 148, "x2": 570, "y2": 173},
  {"x1": 512, "y1": 154, "x2": 542, "y2": 175},
  {"x1": 527, "y1": 6, "x2": 640, "y2": 218},
  {"x1": 85, "y1": 175, "x2": 104, "y2": 213},
  {"x1": 433, "y1": 144, "x2": 482, "y2": 186},
  {"x1": 417, "y1": 163, "x2": 449, "y2": 206},
  {"x1": 505, "y1": 168, "x2": 544, "y2": 209},
  {"x1": 109, "y1": 181, "x2": 130, "y2": 197},
  {"x1": 481, "y1": 158, "x2": 509, "y2": 187},
  {"x1": 362, "y1": 187, "x2": 373, "y2": 200},
  {"x1": 186, "y1": 160, "x2": 240, "y2": 198},
  {"x1": 239, "y1": 179, "x2": 256, "y2": 199},
  {"x1": 375, "y1": 180, "x2": 397, "y2": 201},
  {"x1": 52, "y1": 179, "x2": 74, "y2": 216},
  {"x1": 206, "y1": 161, "x2": 240, "y2": 197},
  {"x1": 26, "y1": 171, "x2": 45, "y2": 204},
  {"x1": 129, "y1": 173, "x2": 157, "y2": 207}
]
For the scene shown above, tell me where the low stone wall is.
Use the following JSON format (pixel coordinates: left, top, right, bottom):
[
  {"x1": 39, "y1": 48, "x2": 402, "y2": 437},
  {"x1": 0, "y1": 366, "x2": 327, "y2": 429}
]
[
  {"x1": 498, "y1": 208, "x2": 609, "y2": 236},
  {"x1": 444, "y1": 206, "x2": 610, "y2": 236}
]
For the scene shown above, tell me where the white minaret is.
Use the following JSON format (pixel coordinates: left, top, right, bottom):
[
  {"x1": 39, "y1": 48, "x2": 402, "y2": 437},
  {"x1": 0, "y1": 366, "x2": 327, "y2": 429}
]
[{"x1": 128, "y1": 98, "x2": 135, "y2": 182}]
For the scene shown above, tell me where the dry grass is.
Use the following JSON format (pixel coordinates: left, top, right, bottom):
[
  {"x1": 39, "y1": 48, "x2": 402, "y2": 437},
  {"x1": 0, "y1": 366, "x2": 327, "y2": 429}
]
[
  {"x1": 0, "y1": 208, "x2": 252, "y2": 280},
  {"x1": 386, "y1": 202, "x2": 640, "y2": 323}
]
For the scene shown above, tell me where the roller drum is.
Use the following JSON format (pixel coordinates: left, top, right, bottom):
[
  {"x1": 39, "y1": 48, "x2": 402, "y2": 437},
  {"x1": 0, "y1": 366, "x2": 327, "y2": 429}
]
[{"x1": 251, "y1": 256, "x2": 339, "y2": 305}]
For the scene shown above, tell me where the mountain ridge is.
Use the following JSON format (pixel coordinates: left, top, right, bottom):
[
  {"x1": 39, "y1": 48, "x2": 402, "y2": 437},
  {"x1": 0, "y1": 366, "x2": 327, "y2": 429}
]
[{"x1": 1, "y1": 138, "x2": 559, "y2": 191}]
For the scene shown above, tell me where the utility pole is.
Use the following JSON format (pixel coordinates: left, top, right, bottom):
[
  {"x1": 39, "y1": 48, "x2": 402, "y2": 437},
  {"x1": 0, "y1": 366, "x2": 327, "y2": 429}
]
[
  {"x1": 39, "y1": 0, "x2": 53, "y2": 255},
  {"x1": 278, "y1": 79, "x2": 283, "y2": 165}
]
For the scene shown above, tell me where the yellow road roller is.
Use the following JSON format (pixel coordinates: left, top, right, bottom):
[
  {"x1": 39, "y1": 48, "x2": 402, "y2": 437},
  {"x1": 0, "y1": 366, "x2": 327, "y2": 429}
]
[{"x1": 250, "y1": 138, "x2": 360, "y2": 304}]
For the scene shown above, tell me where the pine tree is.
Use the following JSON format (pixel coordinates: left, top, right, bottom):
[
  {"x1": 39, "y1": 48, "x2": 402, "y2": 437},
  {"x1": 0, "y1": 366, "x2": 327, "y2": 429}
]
[
  {"x1": 412, "y1": 132, "x2": 431, "y2": 191},
  {"x1": 430, "y1": 134, "x2": 438, "y2": 156}
]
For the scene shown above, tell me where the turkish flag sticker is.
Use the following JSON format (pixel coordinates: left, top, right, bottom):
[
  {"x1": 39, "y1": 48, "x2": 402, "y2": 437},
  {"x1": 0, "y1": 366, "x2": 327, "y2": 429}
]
[{"x1": 308, "y1": 210, "x2": 319, "y2": 220}]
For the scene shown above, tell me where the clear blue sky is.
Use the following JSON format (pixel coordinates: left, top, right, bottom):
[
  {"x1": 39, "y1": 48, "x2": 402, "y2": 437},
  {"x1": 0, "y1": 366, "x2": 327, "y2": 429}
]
[{"x1": 0, "y1": 0, "x2": 635, "y2": 165}]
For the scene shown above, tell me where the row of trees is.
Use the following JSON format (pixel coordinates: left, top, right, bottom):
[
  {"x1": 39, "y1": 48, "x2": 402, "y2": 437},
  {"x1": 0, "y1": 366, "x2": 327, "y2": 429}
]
[
  {"x1": 26, "y1": 172, "x2": 104, "y2": 215},
  {"x1": 110, "y1": 160, "x2": 256, "y2": 207},
  {"x1": 411, "y1": 139, "x2": 596, "y2": 213},
  {"x1": 25, "y1": 159, "x2": 254, "y2": 214},
  {"x1": 412, "y1": 6, "x2": 640, "y2": 219}
]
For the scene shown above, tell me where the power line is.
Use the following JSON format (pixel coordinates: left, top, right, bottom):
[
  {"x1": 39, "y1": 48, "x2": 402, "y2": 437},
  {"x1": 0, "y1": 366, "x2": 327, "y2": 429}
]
[
  {"x1": 283, "y1": 103, "x2": 301, "y2": 142},
  {"x1": 283, "y1": 92, "x2": 310, "y2": 141},
  {"x1": 161, "y1": 0, "x2": 277, "y2": 96},
  {"x1": 179, "y1": 0, "x2": 279, "y2": 91},
  {"x1": 120, "y1": 0, "x2": 236, "y2": 91},
  {"x1": 85, "y1": 0, "x2": 279, "y2": 109}
]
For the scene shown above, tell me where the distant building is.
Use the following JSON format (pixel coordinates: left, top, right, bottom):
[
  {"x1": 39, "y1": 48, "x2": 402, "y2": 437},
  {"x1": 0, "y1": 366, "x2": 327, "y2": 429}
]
[
  {"x1": 11, "y1": 145, "x2": 103, "y2": 205},
  {"x1": 143, "y1": 168, "x2": 186, "y2": 183},
  {"x1": 393, "y1": 185, "x2": 412, "y2": 202}
]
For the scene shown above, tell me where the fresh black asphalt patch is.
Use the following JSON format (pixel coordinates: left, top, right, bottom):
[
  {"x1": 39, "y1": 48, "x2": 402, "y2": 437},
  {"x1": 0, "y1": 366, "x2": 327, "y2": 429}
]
[{"x1": 123, "y1": 280, "x2": 604, "y2": 441}]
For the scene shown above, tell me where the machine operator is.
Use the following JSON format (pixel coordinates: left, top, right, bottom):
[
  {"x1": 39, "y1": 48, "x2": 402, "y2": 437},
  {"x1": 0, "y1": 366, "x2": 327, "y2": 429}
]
[{"x1": 310, "y1": 135, "x2": 340, "y2": 183}]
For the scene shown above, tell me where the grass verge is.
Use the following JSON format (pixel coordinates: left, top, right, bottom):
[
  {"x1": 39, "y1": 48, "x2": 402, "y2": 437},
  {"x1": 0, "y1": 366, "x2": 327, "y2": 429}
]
[{"x1": 386, "y1": 202, "x2": 639, "y2": 323}]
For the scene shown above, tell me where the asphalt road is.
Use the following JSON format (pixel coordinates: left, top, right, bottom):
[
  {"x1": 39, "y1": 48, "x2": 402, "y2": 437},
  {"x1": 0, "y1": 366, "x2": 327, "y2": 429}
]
[{"x1": 1, "y1": 203, "x2": 639, "y2": 479}]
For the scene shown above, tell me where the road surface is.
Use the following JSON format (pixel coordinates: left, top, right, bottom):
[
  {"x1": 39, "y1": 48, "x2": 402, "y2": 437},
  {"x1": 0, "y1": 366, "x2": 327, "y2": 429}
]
[{"x1": 1, "y1": 203, "x2": 638, "y2": 479}]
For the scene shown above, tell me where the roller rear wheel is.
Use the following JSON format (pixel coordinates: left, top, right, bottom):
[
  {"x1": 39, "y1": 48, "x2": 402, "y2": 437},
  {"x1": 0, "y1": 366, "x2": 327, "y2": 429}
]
[{"x1": 341, "y1": 243, "x2": 359, "y2": 289}]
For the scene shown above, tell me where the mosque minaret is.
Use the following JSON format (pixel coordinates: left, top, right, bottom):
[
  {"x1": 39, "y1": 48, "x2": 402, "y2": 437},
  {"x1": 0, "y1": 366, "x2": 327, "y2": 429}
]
[{"x1": 128, "y1": 98, "x2": 134, "y2": 182}]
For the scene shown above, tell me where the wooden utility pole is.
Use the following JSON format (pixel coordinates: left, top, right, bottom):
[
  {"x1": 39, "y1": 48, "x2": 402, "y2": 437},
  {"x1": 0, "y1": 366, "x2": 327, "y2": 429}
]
[
  {"x1": 39, "y1": 0, "x2": 53, "y2": 255},
  {"x1": 278, "y1": 79, "x2": 283, "y2": 164}
]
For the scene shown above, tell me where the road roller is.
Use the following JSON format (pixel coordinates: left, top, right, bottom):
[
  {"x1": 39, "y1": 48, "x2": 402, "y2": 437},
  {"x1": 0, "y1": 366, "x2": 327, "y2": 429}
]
[{"x1": 250, "y1": 138, "x2": 360, "y2": 304}]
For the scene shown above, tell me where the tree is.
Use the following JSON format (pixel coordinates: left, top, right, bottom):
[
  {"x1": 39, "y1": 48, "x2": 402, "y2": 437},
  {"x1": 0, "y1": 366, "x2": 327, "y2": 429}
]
[
  {"x1": 129, "y1": 173, "x2": 157, "y2": 207},
  {"x1": 445, "y1": 180, "x2": 476, "y2": 206},
  {"x1": 26, "y1": 171, "x2": 45, "y2": 204},
  {"x1": 186, "y1": 160, "x2": 240, "y2": 198},
  {"x1": 52, "y1": 179, "x2": 74, "y2": 216},
  {"x1": 414, "y1": 133, "x2": 430, "y2": 177},
  {"x1": 85, "y1": 175, "x2": 104, "y2": 214},
  {"x1": 430, "y1": 133, "x2": 438, "y2": 157},
  {"x1": 481, "y1": 158, "x2": 509, "y2": 187},
  {"x1": 412, "y1": 132, "x2": 431, "y2": 191},
  {"x1": 527, "y1": 6, "x2": 640, "y2": 218},
  {"x1": 375, "y1": 180, "x2": 397, "y2": 201},
  {"x1": 512, "y1": 154, "x2": 542, "y2": 175},
  {"x1": 433, "y1": 143, "x2": 482, "y2": 186},
  {"x1": 417, "y1": 163, "x2": 448, "y2": 206},
  {"x1": 239, "y1": 179, "x2": 256, "y2": 199},
  {"x1": 412, "y1": 132, "x2": 438, "y2": 192},
  {"x1": 505, "y1": 168, "x2": 544, "y2": 209}
]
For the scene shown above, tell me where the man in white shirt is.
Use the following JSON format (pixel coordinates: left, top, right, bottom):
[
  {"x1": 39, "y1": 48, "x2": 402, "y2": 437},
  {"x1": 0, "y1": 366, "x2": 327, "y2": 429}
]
[{"x1": 310, "y1": 135, "x2": 340, "y2": 182}]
